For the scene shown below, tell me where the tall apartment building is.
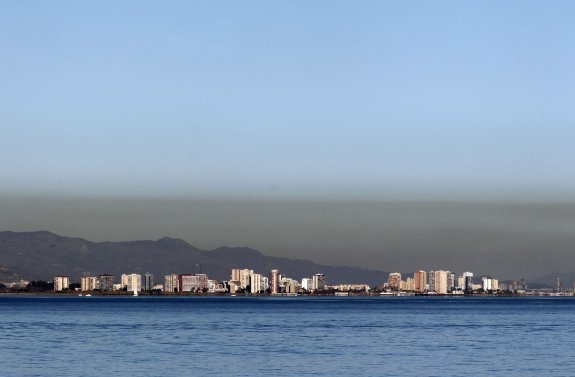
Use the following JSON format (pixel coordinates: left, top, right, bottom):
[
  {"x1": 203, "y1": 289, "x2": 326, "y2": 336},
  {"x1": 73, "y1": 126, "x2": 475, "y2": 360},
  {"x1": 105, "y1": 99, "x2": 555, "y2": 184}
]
[
  {"x1": 239, "y1": 269, "x2": 253, "y2": 290},
  {"x1": 301, "y1": 278, "x2": 313, "y2": 291},
  {"x1": 430, "y1": 270, "x2": 448, "y2": 294},
  {"x1": 270, "y1": 269, "x2": 280, "y2": 294},
  {"x1": 230, "y1": 268, "x2": 254, "y2": 290},
  {"x1": 428, "y1": 271, "x2": 436, "y2": 292},
  {"x1": 282, "y1": 278, "x2": 299, "y2": 294},
  {"x1": 98, "y1": 274, "x2": 115, "y2": 291},
  {"x1": 312, "y1": 273, "x2": 326, "y2": 291},
  {"x1": 482, "y1": 277, "x2": 499, "y2": 291},
  {"x1": 405, "y1": 277, "x2": 415, "y2": 291},
  {"x1": 463, "y1": 272, "x2": 474, "y2": 292},
  {"x1": 53, "y1": 276, "x2": 70, "y2": 291},
  {"x1": 144, "y1": 273, "x2": 154, "y2": 291},
  {"x1": 121, "y1": 273, "x2": 142, "y2": 292},
  {"x1": 164, "y1": 274, "x2": 179, "y2": 292},
  {"x1": 230, "y1": 269, "x2": 241, "y2": 282},
  {"x1": 387, "y1": 273, "x2": 402, "y2": 291},
  {"x1": 414, "y1": 270, "x2": 427, "y2": 293},
  {"x1": 81, "y1": 276, "x2": 98, "y2": 291},
  {"x1": 447, "y1": 272, "x2": 455, "y2": 292},
  {"x1": 250, "y1": 273, "x2": 266, "y2": 293}
]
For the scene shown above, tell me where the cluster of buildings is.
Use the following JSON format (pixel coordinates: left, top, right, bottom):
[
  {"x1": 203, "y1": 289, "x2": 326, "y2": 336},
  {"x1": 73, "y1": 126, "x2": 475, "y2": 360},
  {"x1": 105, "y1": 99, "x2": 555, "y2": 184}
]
[
  {"x1": 226, "y1": 268, "x2": 348, "y2": 294},
  {"x1": 48, "y1": 268, "x2": 535, "y2": 296},
  {"x1": 51, "y1": 268, "x2": 344, "y2": 294},
  {"x1": 383, "y1": 270, "x2": 528, "y2": 294}
]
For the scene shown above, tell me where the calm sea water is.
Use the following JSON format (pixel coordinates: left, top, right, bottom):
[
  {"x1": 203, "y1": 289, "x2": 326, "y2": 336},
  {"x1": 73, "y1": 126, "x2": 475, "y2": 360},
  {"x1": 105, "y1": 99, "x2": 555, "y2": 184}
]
[{"x1": 1, "y1": 296, "x2": 574, "y2": 376}]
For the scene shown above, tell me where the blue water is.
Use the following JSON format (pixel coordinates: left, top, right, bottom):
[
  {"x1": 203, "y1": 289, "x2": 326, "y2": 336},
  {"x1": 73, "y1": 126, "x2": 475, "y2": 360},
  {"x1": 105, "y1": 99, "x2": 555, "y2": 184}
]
[{"x1": 1, "y1": 296, "x2": 574, "y2": 376}]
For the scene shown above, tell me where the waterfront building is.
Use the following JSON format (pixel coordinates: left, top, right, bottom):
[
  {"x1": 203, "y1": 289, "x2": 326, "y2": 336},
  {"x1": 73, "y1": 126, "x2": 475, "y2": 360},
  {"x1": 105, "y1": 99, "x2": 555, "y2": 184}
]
[
  {"x1": 428, "y1": 271, "x2": 436, "y2": 292},
  {"x1": 230, "y1": 269, "x2": 241, "y2": 282},
  {"x1": 492, "y1": 279, "x2": 499, "y2": 291},
  {"x1": 513, "y1": 279, "x2": 527, "y2": 292},
  {"x1": 301, "y1": 278, "x2": 313, "y2": 291},
  {"x1": 121, "y1": 273, "x2": 142, "y2": 292},
  {"x1": 191, "y1": 274, "x2": 208, "y2": 292},
  {"x1": 457, "y1": 276, "x2": 465, "y2": 291},
  {"x1": 447, "y1": 272, "x2": 455, "y2": 292},
  {"x1": 283, "y1": 278, "x2": 299, "y2": 294},
  {"x1": 208, "y1": 280, "x2": 227, "y2": 293},
  {"x1": 98, "y1": 274, "x2": 114, "y2": 291},
  {"x1": 431, "y1": 270, "x2": 448, "y2": 294},
  {"x1": 312, "y1": 273, "x2": 326, "y2": 291},
  {"x1": 229, "y1": 280, "x2": 241, "y2": 294},
  {"x1": 239, "y1": 269, "x2": 253, "y2": 290},
  {"x1": 250, "y1": 273, "x2": 265, "y2": 294},
  {"x1": 164, "y1": 274, "x2": 179, "y2": 292},
  {"x1": 53, "y1": 276, "x2": 70, "y2": 291},
  {"x1": 178, "y1": 274, "x2": 208, "y2": 292},
  {"x1": 81, "y1": 276, "x2": 98, "y2": 291},
  {"x1": 270, "y1": 269, "x2": 280, "y2": 294},
  {"x1": 463, "y1": 272, "x2": 474, "y2": 293},
  {"x1": 387, "y1": 273, "x2": 402, "y2": 291},
  {"x1": 144, "y1": 273, "x2": 154, "y2": 291},
  {"x1": 414, "y1": 270, "x2": 427, "y2": 292},
  {"x1": 230, "y1": 268, "x2": 253, "y2": 289},
  {"x1": 331, "y1": 284, "x2": 370, "y2": 292},
  {"x1": 178, "y1": 274, "x2": 194, "y2": 292},
  {"x1": 482, "y1": 277, "x2": 499, "y2": 292},
  {"x1": 405, "y1": 277, "x2": 415, "y2": 291}
]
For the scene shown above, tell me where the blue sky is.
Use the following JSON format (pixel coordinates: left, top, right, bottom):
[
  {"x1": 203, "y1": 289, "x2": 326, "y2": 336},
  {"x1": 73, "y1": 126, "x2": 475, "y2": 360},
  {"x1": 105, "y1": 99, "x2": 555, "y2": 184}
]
[
  {"x1": 1, "y1": 1, "x2": 574, "y2": 199},
  {"x1": 1, "y1": 2, "x2": 575, "y2": 278}
]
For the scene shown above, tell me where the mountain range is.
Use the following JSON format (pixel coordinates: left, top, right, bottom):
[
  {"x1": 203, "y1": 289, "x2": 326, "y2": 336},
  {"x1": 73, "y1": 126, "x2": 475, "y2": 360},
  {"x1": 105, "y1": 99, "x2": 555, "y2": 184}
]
[{"x1": 0, "y1": 231, "x2": 389, "y2": 286}]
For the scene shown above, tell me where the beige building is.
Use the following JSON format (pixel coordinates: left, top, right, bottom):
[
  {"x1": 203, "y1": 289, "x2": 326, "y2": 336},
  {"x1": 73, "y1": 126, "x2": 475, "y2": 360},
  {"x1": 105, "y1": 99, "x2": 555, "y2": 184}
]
[
  {"x1": 312, "y1": 273, "x2": 326, "y2": 291},
  {"x1": 388, "y1": 272, "x2": 402, "y2": 291},
  {"x1": 431, "y1": 270, "x2": 449, "y2": 294},
  {"x1": 121, "y1": 273, "x2": 142, "y2": 292},
  {"x1": 53, "y1": 276, "x2": 70, "y2": 291},
  {"x1": 164, "y1": 274, "x2": 179, "y2": 292},
  {"x1": 414, "y1": 270, "x2": 427, "y2": 292},
  {"x1": 270, "y1": 269, "x2": 280, "y2": 294},
  {"x1": 81, "y1": 276, "x2": 98, "y2": 291}
]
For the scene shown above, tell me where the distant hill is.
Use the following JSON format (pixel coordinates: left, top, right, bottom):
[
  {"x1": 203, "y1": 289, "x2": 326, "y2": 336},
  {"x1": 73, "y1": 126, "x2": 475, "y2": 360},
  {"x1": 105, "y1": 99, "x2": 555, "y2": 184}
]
[{"x1": 0, "y1": 231, "x2": 388, "y2": 286}]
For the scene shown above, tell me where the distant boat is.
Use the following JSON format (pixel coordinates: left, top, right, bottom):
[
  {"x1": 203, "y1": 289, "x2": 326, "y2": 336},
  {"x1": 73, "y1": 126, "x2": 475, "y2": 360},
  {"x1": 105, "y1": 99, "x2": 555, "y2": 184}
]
[
  {"x1": 85, "y1": 294, "x2": 91, "y2": 297},
  {"x1": 78, "y1": 294, "x2": 82, "y2": 297},
  {"x1": 133, "y1": 289, "x2": 138, "y2": 297}
]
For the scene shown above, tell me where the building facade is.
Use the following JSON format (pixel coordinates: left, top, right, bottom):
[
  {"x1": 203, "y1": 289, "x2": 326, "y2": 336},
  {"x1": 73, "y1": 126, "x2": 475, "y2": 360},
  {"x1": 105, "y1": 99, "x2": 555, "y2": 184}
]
[{"x1": 53, "y1": 276, "x2": 70, "y2": 291}]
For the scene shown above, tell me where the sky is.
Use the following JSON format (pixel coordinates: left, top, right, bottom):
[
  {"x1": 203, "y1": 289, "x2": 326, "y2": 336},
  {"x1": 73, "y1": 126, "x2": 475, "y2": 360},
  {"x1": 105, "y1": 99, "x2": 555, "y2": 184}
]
[{"x1": 0, "y1": 1, "x2": 574, "y2": 279}]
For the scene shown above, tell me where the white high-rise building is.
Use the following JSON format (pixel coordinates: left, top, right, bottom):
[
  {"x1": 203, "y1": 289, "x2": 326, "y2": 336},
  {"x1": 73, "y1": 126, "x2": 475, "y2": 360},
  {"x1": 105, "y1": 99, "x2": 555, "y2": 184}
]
[
  {"x1": 431, "y1": 270, "x2": 448, "y2": 294},
  {"x1": 387, "y1": 273, "x2": 402, "y2": 291},
  {"x1": 270, "y1": 269, "x2": 280, "y2": 294},
  {"x1": 250, "y1": 273, "x2": 266, "y2": 294},
  {"x1": 239, "y1": 269, "x2": 254, "y2": 289},
  {"x1": 312, "y1": 273, "x2": 326, "y2": 291},
  {"x1": 81, "y1": 276, "x2": 98, "y2": 291},
  {"x1": 121, "y1": 273, "x2": 142, "y2": 292},
  {"x1": 53, "y1": 276, "x2": 70, "y2": 291},
  {"x1": 164, "y1": 274, "x2": 178, "y2": 292},
  {"x1": 482, "y1": 277, "x2": 498, "y2": 291},
  {"x1": 301, "y1": 278, "x2": 313, "y2": 291}
]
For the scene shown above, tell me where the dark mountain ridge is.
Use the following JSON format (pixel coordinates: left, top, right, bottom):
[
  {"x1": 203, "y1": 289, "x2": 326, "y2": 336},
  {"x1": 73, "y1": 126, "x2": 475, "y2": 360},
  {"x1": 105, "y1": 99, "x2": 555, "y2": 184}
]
[{"x1": 0, "y1": 231, "x2": 388, "y2": 286}]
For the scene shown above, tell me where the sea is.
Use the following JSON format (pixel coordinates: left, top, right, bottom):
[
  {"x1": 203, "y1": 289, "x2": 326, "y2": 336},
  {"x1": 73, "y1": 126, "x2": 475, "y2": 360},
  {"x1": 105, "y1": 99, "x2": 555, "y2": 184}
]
[{"x1": 1, "y1": 296, "x2": 574, "y2": 376}]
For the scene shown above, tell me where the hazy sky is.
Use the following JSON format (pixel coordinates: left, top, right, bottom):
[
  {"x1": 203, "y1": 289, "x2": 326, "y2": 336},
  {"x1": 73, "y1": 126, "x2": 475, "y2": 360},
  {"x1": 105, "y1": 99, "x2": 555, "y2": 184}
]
[{"x1": 1, "y1": 2, "x2": 574, "y2": 279}]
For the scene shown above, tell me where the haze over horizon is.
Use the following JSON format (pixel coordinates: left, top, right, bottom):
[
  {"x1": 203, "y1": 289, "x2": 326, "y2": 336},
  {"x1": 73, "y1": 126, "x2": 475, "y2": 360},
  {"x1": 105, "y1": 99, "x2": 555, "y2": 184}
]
[{"x1": 1, "y1": 1, "x2": 573, "y2": 280}]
